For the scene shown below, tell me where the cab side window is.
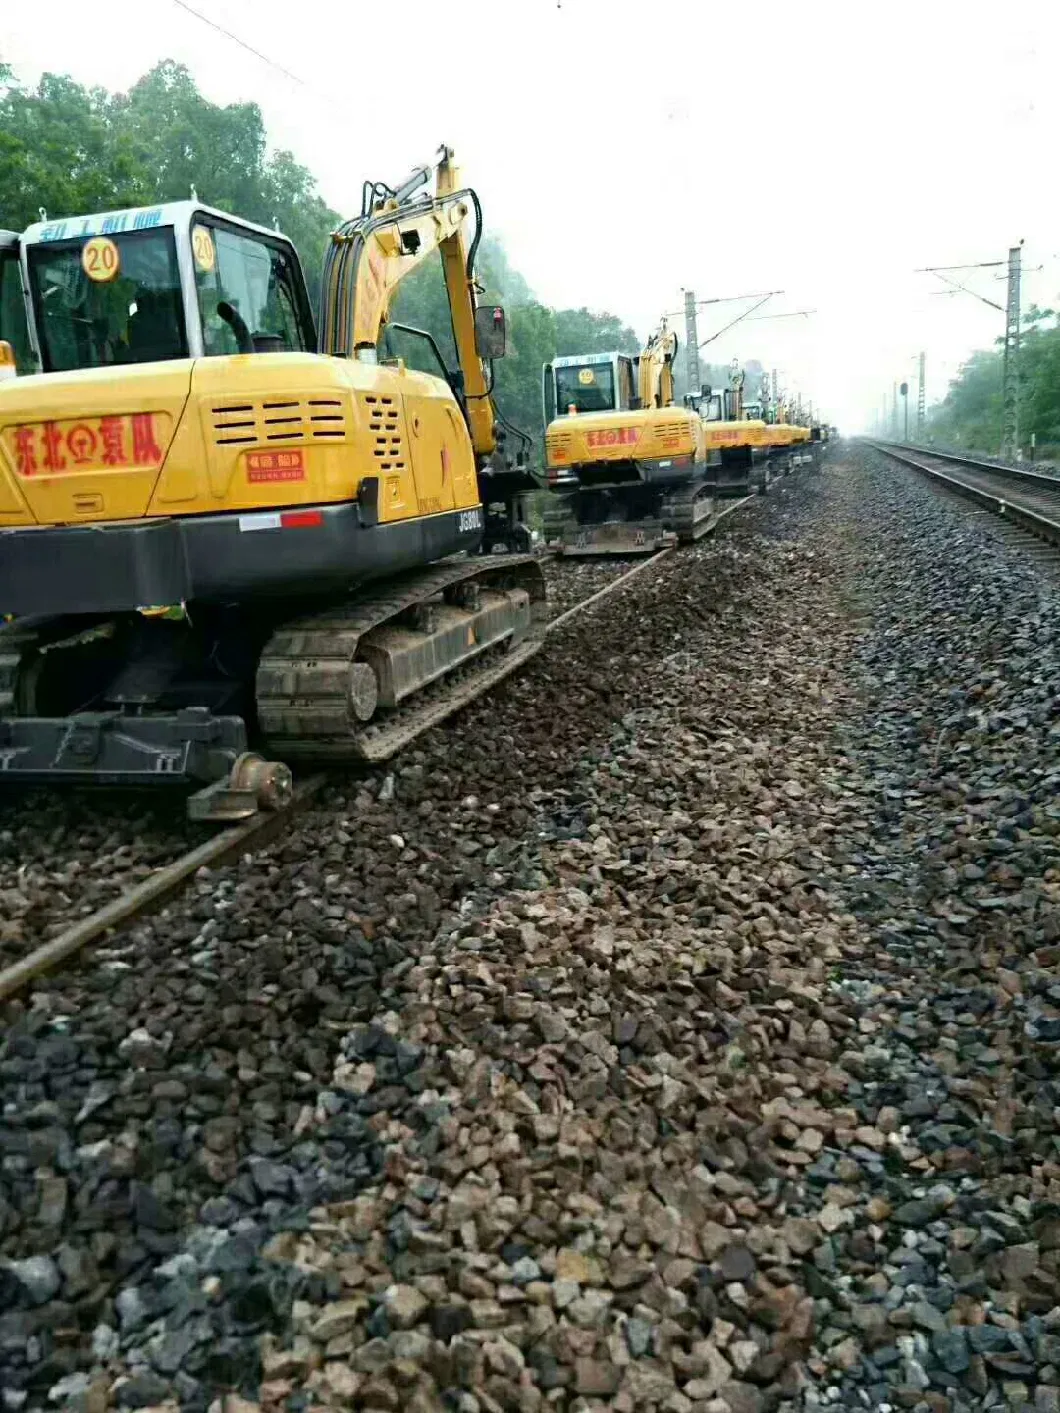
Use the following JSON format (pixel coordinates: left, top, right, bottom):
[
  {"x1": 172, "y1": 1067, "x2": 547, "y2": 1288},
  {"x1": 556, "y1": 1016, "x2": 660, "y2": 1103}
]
[
  {"x1": 617, "y1": 357, "x2": 633, "y2": 410},
  {"x1": 0, "y1": 250, "x2": 35, "y2": 373},
  {"x1": 193, "y1": 223, "x2": 311, "y2": 356}
]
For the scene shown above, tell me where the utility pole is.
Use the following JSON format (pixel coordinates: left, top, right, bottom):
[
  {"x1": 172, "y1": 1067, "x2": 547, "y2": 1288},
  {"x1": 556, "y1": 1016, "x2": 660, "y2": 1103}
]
[
  {"x1": 917, "y1": 244, "x2": 1029, "y2": 458},
  {"x1": 917, "y1": 352, "x2": 926, "y2": 441},
  {"x1": 900, "y1": 381, "x2": 909, "y2": 441},
  {"x1": 892, "y1": 383, "x2": 898, "y2": 439},
  {"x1": 667, "y1": 289, "x2": 784, "y2": 359},
  {"x1": 683, "y1": 290, "x2": 701, "y2": 401},
  {"x1": 1001, "y1": 243, "x2": 1022, "y2": 459}
]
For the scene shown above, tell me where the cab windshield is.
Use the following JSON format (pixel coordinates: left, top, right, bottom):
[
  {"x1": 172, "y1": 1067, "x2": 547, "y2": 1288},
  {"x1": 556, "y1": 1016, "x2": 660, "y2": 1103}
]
[
  {"x1": 555, "y1": 362, "x2": 615, "y2": 414},
  {"x1": 28, "y1": 229, "x2": 186, "y2": 373}
]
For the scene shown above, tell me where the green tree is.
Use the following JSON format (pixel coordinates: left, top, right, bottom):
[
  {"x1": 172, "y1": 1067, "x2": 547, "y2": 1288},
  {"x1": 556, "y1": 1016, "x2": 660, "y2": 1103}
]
[
  {"x1": 928, "y1": 306, "x2": 1060, "y2": 455},
  {"x1": 553, "y1": 307, "x2": 639, "y2": 358},
  {"x1": 0, "y1": 59, "x2": 338, "y2": 303},
  {"x1": 0, "y1": 56, "x2": 642, "y2": 457}
]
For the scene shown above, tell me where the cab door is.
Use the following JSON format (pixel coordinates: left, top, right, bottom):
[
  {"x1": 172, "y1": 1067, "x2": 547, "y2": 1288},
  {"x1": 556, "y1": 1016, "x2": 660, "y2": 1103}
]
[
  {"x1": 0, "y1": 233, "x2": 35, "y2": 373},
  {"x1": 404, "y1": 386, "x2": 467, "y2": 516}
]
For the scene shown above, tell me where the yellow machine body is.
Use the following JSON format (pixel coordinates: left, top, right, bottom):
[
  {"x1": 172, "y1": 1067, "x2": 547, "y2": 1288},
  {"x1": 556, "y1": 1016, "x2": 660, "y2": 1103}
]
[
  {"x1": 702, "y1": 418, "x2": 770, "y2": 456},
  {"x1": 545, "y1": 402, "x2": 703, "y2": 473},
  {"x1": 540, "y1": 327, "x2": 719, "y2": 552},
  {"x1": 0, "y1": 353, "x2": 480, "y2": 530}
]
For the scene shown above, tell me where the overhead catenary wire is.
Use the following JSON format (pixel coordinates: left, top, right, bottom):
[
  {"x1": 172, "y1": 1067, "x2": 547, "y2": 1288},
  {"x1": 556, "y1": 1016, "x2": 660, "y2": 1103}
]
[
  {"x1": 697, "y1": 293, "x2": 777, "y2": 350},
  {"x1": 168, "y1": 0, "x2": 350, "y2": 122}
]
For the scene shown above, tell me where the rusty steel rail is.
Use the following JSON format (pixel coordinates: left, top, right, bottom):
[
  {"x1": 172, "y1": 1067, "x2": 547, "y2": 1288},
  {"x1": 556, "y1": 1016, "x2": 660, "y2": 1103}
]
[
  {"x1": 873, "y1": 443, "x2": 1060, "y2": 549},
  {"x1": 0, "y1": 492, "x2": 759, "y2": 1001},
  {"x1": 876, "y1": 441, "x2": 1060, "y2": 492},
  {"x1": 0, "y1": 775, "x2": 328, "y2": 1003}
]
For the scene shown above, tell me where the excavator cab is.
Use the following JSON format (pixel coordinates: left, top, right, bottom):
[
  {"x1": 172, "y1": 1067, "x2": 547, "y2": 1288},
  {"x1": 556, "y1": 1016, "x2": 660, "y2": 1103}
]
[
  {"x1": 20, "y1": 202, "x2": 315, "y2": 374},
  {"x1": 700, "y1": 390, "x2": 727, "y2": 422},
  {"x1": 542, "y1": 352, "x2": 635, "y2": 423}
]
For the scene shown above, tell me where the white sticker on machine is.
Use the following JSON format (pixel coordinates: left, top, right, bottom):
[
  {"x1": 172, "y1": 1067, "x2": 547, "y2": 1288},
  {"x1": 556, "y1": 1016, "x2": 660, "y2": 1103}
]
[{"x1": 238, "y1": 512, "x2": 282, "y2": 532}]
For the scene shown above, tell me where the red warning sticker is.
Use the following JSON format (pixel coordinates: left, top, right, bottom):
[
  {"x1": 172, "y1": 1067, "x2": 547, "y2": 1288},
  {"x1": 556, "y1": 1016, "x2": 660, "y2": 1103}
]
[{"x1": 246, "y1": 449, "x2": 305, "y2": 483}]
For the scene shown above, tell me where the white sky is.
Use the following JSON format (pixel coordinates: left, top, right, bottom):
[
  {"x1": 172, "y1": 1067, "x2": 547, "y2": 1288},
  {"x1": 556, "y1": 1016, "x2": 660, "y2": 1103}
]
[{"x1": 5, "y1": 0, "x2": 1059, "y2": 430}]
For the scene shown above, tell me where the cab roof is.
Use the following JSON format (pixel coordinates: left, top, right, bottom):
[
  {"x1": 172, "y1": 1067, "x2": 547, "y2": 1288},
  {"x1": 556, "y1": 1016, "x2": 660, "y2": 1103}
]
[
  {"x1": 22, "y1": 200, "x2": 291, "y2": 248},
  {"x1": 551, "y1": 350, "x2": 626, "y2": 369}
]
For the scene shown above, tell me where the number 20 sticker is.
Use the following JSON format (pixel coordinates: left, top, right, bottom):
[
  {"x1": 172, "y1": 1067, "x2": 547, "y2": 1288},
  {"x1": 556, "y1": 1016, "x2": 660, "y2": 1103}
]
[
  {"x1": 81, "y1": 237, "x2": 120, "y2": 283},
  {"x1": 192, "y1": 227, "x2": 216, "y2": 273}
]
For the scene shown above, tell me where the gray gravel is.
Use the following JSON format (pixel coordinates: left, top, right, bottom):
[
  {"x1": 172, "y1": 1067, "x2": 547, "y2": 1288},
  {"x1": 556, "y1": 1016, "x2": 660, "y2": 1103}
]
[
  {"x1": 0, "y1": 558, "x2": 638, "y2": 975},
  {"x1": 6, "y1": 447, "x2": 1060, "y2": 1413},
  {"x1": 0, "y1": 794, "x2": 208, "y2": 964},
  {"x1": 540, "y1": 556, "x2": 646, "y2": 620}
]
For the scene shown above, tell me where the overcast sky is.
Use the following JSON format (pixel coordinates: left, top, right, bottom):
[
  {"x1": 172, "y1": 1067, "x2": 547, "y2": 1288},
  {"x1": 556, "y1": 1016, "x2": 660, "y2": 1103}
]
[{"x1": 5, "y1": 0, "x2": 1058, "y2": 430}]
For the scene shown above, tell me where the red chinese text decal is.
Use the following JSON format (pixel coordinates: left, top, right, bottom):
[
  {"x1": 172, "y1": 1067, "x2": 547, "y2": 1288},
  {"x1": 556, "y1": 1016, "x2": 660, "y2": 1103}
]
[
  {"x1": 246, "y1": 449, "x2": 305, "y2": 483},
  {"x1": 585, "y1": 426, "x2": 641, "y2": 449},
  {"x1": 9, "y1": 414, "x2": 164, "y2": 477}
]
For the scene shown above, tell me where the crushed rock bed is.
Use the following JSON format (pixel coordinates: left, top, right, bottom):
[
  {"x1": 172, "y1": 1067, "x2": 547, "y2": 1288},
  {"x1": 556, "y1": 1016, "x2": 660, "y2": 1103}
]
[
  {"x1": 3, "y1": 450, "x2": 1059, "y2": 1412},
  {"x1": 0, "y1": 793, "x2": 209, "y2": 964},
  {"x1": 540, "y1": 557, "x2": 643, "y2": 620},
  {"x1": 0, "y1": 555, "x2": 642, "y2": 970}
]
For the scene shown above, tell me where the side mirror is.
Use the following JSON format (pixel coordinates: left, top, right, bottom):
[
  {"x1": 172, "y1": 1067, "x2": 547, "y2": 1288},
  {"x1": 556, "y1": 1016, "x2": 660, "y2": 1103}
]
[{"x1": 475, "y1": 305, "x2": 506, "y2": 360}]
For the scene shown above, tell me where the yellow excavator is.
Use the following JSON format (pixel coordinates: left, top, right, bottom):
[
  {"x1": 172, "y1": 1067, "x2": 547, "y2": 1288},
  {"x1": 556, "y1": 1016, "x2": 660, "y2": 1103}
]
[
  {"x1": 0, "y1": 149, "x2": 545, "y2": 818},
  {"x1": 698, "y1": 363, "x2": 817, "y2": 490},
  {"x1": 540, "y1": 322, "x2": 715, "y2": 554},
  {"x1": 695, "y1": 360, "x2": 773, "y2": 496}
]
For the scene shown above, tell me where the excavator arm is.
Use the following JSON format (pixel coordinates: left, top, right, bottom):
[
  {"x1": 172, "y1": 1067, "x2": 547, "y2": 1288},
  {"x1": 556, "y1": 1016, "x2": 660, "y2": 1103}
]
[
  {"x1": 636, "y1": 323, "x2": 678, "y2": 409},
  {"x1": 318, "y1": 146, "x2": 502, "y2": 460},
  {"x1": 728, "y1": 357, "x2": 746, "y2": 419}
]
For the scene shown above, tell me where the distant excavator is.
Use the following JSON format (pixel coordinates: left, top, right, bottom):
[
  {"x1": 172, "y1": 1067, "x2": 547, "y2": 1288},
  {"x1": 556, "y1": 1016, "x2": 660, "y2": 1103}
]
[
  {"x1": 540, "y1": 322, "x2": 718, "y2": 554},
  {"x1": 693, "y1": 362, "x2": 816, "y2": 492},
  {"x1": 694, "y1": 359, "x2": 770, "y2": 496},
  {"x1": 0, "y1": 148, "x2": 545, "y2": 819}
]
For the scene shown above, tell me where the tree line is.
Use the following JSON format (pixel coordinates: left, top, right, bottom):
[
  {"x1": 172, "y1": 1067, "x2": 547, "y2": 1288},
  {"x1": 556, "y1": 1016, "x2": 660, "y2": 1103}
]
[
  {"x1": 0, "y1": 58, "x2": 639, "y2": 444},
  {"x1": 927, "y1": 306, "x2": 1060, "y2": 458}
]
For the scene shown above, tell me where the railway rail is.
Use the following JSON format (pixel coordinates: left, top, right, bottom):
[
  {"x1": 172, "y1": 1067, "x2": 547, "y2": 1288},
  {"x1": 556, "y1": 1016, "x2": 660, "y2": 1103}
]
[
  {"x1": 0, "y1": 497, "x2": 757, "y2": 1000},
  {"x1": 874, "y1": 441, "x2": 1060, "y2": 548}
]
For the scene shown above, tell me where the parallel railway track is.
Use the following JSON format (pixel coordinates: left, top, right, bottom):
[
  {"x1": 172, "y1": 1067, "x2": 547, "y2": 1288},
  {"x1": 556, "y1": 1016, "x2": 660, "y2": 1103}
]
[
  {"x1": 0, "y1": 499, "x2": 757, "y2": 999},
  {"x1": 874, "y1": 441, "x2": 1060, "y2": 551}
]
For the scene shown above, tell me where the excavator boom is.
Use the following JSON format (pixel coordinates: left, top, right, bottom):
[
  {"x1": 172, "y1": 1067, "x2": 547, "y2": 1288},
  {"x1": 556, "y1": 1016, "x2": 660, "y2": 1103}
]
[{"x1": 318, "y1": 147, "x2": 502, "y2": 461}]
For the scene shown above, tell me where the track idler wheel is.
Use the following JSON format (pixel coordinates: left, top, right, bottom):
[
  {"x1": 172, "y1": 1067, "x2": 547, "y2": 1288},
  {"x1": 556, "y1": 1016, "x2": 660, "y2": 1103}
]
[{"x1": 348, "y1": 662, "x2": 379, "y2": 723}]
